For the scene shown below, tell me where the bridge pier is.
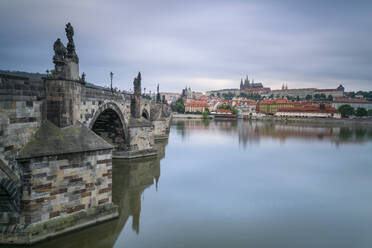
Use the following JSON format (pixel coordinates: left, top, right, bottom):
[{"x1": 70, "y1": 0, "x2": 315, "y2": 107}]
[
  {"x1": 151, "y1": 103, "x2": 172, "y2": 140},
  {"x1": 112, "y1": 119, "x2": 157, "y2": 159}
]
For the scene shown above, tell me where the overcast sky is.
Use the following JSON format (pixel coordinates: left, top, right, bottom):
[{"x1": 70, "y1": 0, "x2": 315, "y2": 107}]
[{"x1": 0, "y1": 0, "x2": 371, "y2": 92}]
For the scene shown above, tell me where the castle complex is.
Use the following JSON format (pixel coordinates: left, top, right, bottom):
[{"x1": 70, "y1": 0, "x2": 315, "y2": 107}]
[
  {"x1": 240, "y1": 75, "x2": 263, "y2": 90},
  {"x1": 206, "y1": 75, "x2": 345, "y2": 100}
]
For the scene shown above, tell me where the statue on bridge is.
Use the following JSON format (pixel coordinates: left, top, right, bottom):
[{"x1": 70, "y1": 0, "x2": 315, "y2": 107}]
[
  {"x1": 53, "y1": 38, "x2": 67, "y2": 64},
  {"x1": 51, "y1": 23, "x2": 80, "y2": 80},
  {"x1": 131, "y1": 72, "x2": 142, "y2": 118},
  {"x1": 156, "y1": 84, "x2": 161, "y2": 103},
  {"x1": 133, "y1": 72, "x2": 142, "y2": 96},
  {"x1": 65, "y1": 22, "x2": 79, "y2": 62}
]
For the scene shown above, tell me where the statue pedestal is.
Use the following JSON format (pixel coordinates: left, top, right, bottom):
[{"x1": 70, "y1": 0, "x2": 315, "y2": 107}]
[
  {"x1": 53, "y1": 57, "x2": 79, "y2": 81},
  {"x1": 64, "y1": 58, "x2": 79, "y2": 81}
]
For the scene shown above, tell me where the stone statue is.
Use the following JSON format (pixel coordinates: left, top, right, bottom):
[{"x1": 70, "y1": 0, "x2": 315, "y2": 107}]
[
  {"x1": 133, "y1": 72, "x2": 141, "y2": 96},
  {"x1": 53, "y1": 38, "x2": 66, "y2": 63},
  {"x1": 81, "y1": 72, "x2": 86, "y2": 82},
  {"x1": 65, "y1": 22, "x2": 78, "y2": 62},
  {"x1": 51, "y1": 23, "x2": 79, "y2": 80},
  {"x1": 131, "y1": 72, "x2": 142, "y2": 118},
  {"x1": 65, "y1": 23, "x2": 74, "y2": 42},
  {"x1": 162, "y1": 95, "x2": 166, "y2": 104},
  {"x1": 156, "y1": 84, "x2": 161, "y2": 103}
]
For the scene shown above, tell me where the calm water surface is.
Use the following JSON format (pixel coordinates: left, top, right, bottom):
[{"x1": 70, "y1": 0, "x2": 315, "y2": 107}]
[{"x1": 35, "y1": 120, "x2": 372, "y2": 248}]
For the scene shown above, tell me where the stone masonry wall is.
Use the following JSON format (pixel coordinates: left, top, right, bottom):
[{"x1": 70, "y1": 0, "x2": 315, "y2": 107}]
[
  {"x1": 128, "y1": 126, "x2": 154, "y2": 152},
  {"x1": 153, "y1": 120, "x2": 168, "y2": 138},
  {"x1": 18, "y1": 149, "x2": 113, "y2": 225},
  {"x1": 46, "y1": 79, "x2": 82, "y2": 127},
  {"x1": 80, "y1": 86, "x2": 131, "y2": 128},
  {"x1": 0, "y1": 75, "x2": 45, "y2": 178}
]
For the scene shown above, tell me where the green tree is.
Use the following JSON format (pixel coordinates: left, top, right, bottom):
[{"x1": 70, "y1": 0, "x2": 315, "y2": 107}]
[
  {"x1": 338, "y1": 104, "x2": 354, "y2": 118},
  {"x1": 218, "y1": 104, "x2": 238, "y2": 115},
  {"x1": 239, "y1": 92, "x2": 248, "y2": 98},
  {"x1": 171, "y1": 98, "x2": 185, "y2": 113},
  {"x1": 368, "y1": 109, "x2": 372, "y2": 116},
  {"x1": 355, "y1": 107, "x2": 367, "y2": 117},
  {"x1": 202, "y1": 111, "x2": 209, "y2": 119},
  {"x1": 231, "y1": 108, "x2": 238, "y2": 115},
  {"x1": 327, "y1": 95, "x2": 333, "y2": 102},
  {"x1": 305, "y1": 95, "x2": 312, "y2": 100},
  {"x1": 222, "y1": 92, "x2": 235, "y2": 100}
]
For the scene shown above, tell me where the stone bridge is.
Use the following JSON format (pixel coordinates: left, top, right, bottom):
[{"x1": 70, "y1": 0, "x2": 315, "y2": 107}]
[{"x1": 0, "y1": 23, "x2": 171, "y2": 244}]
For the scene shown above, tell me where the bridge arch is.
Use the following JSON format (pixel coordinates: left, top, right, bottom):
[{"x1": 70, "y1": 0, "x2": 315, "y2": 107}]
[
  {"x1": 89, "y1": 102, "x2": 129, "y2": 151},
  {"x1": 142, "y1": 109, "x2": 150, "y2": 120}
]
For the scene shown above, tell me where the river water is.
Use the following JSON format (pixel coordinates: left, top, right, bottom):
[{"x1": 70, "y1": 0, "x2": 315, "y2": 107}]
[{"x1": 35, "y1": 119, "x2": 372, "y2": 248}]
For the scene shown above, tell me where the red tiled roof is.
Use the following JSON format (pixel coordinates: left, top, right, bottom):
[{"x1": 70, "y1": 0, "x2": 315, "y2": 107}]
[
  {"x1": 217, "y1": 109, "x2": 232, "y2": 114},
  {"x1": 185, "y1": 101, "x2": 209, "y2": 107},
  {"x1": 334, "y1": 97, "x2": 370, "y2": 103},
  {"x1": 198, "y1": 96, "x2": 209, "y2": 101}
]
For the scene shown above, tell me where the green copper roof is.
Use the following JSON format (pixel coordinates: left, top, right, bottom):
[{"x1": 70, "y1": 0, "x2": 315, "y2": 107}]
[{"x1": 17, "y1": 121, "x2": 113, "y2": 159}]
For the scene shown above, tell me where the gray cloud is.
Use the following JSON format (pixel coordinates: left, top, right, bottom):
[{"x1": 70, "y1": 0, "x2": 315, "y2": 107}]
[{"x1": 0, "y1": 0, "x2": 371, "y2": 92}]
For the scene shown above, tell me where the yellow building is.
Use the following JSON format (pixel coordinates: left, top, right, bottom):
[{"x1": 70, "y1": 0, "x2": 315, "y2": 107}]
[
  {"x1": 258, "y1": 99, "x2": 295, "y2": 115},
  {"x1": 185, "y1": 101, "x2": 210, "y2": 113}
]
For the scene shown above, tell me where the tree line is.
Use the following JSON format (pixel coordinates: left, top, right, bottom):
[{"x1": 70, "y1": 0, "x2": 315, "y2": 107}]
[{"x1": 338, "y1": 104, "x2": 372, "y2": 118}]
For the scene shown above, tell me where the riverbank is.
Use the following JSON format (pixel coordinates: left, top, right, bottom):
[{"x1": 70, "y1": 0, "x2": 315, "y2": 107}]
[
  {"x1": 173, "y1": 113, "x2": 236, "y2": 120},
  {"x1": 173, "y1": 114, "x2": 213, "y2": 119},
  {"x1": 174, "y1": 114, "x2": 372, "y2": 127}
]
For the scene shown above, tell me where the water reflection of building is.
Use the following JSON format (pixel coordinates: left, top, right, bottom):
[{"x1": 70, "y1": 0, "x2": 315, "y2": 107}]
[
  {"x1": 236, "y1": 121, "x2": 372, "y2": 147},
  {"x1": 33, "y1": 139, "x2": 168, "y2": 248},
  {"x1": 173, "y1": 119, "x2": 372, "y2": 148}
]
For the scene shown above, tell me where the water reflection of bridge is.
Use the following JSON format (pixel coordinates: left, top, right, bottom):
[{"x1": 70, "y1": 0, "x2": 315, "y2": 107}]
[{"x1": 32, "y1": 139, "x2": 168, "y2": 248}]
